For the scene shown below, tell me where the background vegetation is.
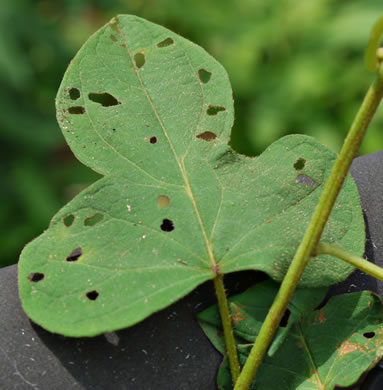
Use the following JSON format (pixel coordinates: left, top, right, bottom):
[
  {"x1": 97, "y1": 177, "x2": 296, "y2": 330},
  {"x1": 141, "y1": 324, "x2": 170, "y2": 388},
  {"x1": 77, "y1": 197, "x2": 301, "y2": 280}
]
[{"x1": 1, "y1": 0, "x2": 383, "y2": 268}]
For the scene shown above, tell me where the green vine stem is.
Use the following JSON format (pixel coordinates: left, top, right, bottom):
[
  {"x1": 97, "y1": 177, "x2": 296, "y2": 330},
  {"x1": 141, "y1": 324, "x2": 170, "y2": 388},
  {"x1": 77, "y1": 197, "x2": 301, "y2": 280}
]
[
  {"x1": 365, "y1": 16, "x2": 383, "y2": 72},
  {"x1": 316, "y1": 242, "x2": 383, "y2": 281},
  {"x1": 214, "y1": 274, "x2": 241, "y2": 384},
  {"x1": 233, "y1": 52, "x2": 383, "y2": 390}
]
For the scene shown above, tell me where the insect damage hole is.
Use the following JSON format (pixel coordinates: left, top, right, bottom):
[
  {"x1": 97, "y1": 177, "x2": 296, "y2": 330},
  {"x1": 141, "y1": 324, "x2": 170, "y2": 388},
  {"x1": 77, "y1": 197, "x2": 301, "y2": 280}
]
[
  {"x1": 279, "y1": 309, "x2": 291, "y2": 328},
  {"x1": 63, "y1": 214, "x2": 75, "y2": 227},
  {"x1": 161, "y1": 218, "x2": 174, "y2": 232},
  {"x1": 84, "y1": 213, "x2": 104, "y2": 226},
  {"x1": 86, "y1": 290, "x2": 99, "y2": 301},
  {"x1": 68, "y1": 106, "x2": 86, "y2": 115},
  {"x1": 69, "y1": 88, "x2": 80, "y2": 100},
  {"x1": 157, "y1": 195, "x2": 170, "y2": 208},
  {"x1": 197, "y1": 131, "x2": 217, "y2": 141},
  {"x1": 88, "y1": 92, "x2": 120, "y2": 107},
  {"x1": 363, "y1": 332, "x2": 376, "y2": 338},
  {"x1": 294, "y1": 158, "x2": 306, "y2": 170},
  {"x1": 134, "y1": 52, "x2": 145, "y2": 69},
  {"x1": 198, "y1": 69, "x2": 212, "y2": 84},
  {"x1": 149, "y1": 136, "x2": 157, "y2": 144},
  {"x1": 28, "y1": 272, "x2": 45, "y2": 283},
  {"x1": 66, "y1": 247, "x2": 82, "y2": 262},
  {"x1": 207, "y1": 105, "x2": 226, "y2": 115},
  {"x1": 157, "y1": 37, "x2": 174, "y2": 48}
]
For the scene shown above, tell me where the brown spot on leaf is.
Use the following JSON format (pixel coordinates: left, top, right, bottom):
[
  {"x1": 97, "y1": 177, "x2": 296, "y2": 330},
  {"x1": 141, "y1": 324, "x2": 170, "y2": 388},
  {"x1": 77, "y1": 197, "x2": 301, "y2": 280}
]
[
  {"x1": 230, "y1": 303, "x2": 248, "y2": 324},
  {"x1": 157, "y1": 195, "x2": 170, "y2": 208},
  {"x1": 319, "y1": 310, "x2": 327, "y2": 323},
  {"x1": 338, "y1": 340, "x2": 365, "y2": 357},
  {"x1": 177, "y1": 259, "x2": 188, "y2": 265}
]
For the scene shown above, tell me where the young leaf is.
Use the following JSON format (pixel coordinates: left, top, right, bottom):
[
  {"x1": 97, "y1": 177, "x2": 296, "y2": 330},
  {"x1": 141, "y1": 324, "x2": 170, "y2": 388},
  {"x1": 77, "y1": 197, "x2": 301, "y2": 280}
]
[
  {"x1": 198, "y1": 280, "x2": 328, "y2": 357},
  {"x1": 209, "y1": 291, "x2": 383, "y2": 390},
  {"x1": 18, "y1": 15, "x2": 364, "y2": 337}
]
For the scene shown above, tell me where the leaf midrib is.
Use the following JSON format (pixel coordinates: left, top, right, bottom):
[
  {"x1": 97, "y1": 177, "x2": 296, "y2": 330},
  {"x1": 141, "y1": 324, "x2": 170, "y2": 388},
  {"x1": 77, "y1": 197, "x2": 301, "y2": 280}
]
[
  {"x1": 297, "y1": 322, "x2": 325, "y2": 390},
  {"x1": 116, "y1": 17, "x2": 217, "y2": 272}
]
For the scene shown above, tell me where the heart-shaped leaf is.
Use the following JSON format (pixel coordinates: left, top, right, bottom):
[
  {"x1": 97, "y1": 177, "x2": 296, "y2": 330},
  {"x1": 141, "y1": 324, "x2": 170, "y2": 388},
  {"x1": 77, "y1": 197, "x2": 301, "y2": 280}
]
[
  {"x1": 204, "y1": 290, "x2": 383, "y2": 390},
  {"x1": 18, "y1": 15, "x2": 364, "y2": 336}
]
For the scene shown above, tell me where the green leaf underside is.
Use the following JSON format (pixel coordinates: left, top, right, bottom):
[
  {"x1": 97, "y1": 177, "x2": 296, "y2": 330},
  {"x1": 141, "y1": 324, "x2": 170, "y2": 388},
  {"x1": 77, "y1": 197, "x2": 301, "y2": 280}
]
[
  {"x1": 201, "y1": 289, "x2": 383, "y2": 390},
  {"x1": 198, "y1": 280, "x2": 329, "y2": 358},
  {"x1": 18, "y1": 15, "x2": 364, "y2": 336}
]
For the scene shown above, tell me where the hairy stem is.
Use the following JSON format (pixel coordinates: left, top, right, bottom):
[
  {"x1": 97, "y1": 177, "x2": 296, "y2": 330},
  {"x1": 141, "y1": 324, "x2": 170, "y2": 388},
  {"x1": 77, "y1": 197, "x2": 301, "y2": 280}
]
[
  {"x1": 316, "y1": 242, "x2": 383, "y2": 281},
  {"x1": 234, "y1": 63, "x2": 383, "y2": 390},
  {"x1": 214, "y1": 274, "x2": 241, "y2": 384}
]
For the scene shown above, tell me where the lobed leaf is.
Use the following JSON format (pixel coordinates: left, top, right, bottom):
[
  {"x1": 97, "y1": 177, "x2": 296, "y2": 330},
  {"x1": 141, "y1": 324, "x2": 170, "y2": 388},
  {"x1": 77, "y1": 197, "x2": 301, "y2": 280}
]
[{"x1": 18, "y1": 15, "x2": 364, "y2": 336}]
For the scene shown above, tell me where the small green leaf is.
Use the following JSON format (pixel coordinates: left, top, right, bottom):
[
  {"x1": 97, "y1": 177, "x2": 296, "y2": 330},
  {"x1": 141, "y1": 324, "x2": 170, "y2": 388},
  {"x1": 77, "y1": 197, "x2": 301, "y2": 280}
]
[
  {"x1": 18, "y1": 15, "x2": 364, "y2": 337},
  {"x1": 198, "y1": 280, "x2": 328, "y2": 357},
  {"x1": 205, "y1": 291, "x2": 383, "y2": 390}
]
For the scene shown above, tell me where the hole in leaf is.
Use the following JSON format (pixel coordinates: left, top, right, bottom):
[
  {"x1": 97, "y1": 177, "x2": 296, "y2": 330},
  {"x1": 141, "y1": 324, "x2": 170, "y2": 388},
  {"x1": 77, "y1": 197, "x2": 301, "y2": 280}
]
[
  {"x1": 149, "y1": 136, "x2": 157, "y2": 144},
  {"x1": 88, "y1": 92, "x2": 120, "y2": 107},
  {"x1": 157, "y1": 37, "x2": 174, "y2": 48},
  {"x1": 161, "y1": 218, "x2": 174, "y2": 232},
  {"x1": 68, "y1": 106, "x2": 85, "y2": 115},
  {"x1": 198, "y1": 69, "x2": 212, "y2": 84},
  {"x1": 63, "y1": 214, "x2": 75, "y2": 227},
  {"x1": 363, "y1": 331, "x2": 375, "y2": 338},
  {"x1": 207, "y1": 105, "x2": 226, "y2": 115},
  {"x1": 84, "y1": 213, "x2": 104, "y2": 226},
  {"x1": 66, "y1": 247, "x2": 82, "y2": 262},
  {"x1": 158, "y1": 195, "x2": 170, "y2": 208},
  {"x1": 86, "y1": 290, "x2": 99, "y2": 301},
  {"x1": 69, "y1": 88, "x2": 80, "y2": 100},
  {"x1": 296, "y1": 174, "x2": 316, "y2": 188},
  {"x1": 197, "y1": 131, "x2": 217, "y2": 141},
  {"x1": 294, "y1": 158, "x2": 306, "y2": 170},
  {"x1": 134, "y1": 52, "x2": 145, "y2": 69},
  {"x1": 110, "y1": 34, "x2": 118, "y2": 42},
  {"x1": 28, "y1": 272, "x2": 45, "y2": 283},
  {"x1": 279, "y1": 309, "x2": 291, "y2": 328}
]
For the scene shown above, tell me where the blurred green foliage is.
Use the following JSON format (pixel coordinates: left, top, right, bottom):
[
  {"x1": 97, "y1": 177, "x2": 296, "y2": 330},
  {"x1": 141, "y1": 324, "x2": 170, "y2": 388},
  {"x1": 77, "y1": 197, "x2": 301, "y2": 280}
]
[{"x1": 1, "y1": 0, "x2": 383, "y2": 268}]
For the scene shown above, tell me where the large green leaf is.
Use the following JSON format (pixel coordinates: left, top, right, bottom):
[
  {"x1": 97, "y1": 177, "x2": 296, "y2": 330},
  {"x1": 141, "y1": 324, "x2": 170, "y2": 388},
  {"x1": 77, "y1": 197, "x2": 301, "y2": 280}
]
[
  {"x1": 18, "y1": 15, "x2": 364, "y2": 336},
  {"x1": 203, "y1": 291, "x2": 383, "y2": 390}
]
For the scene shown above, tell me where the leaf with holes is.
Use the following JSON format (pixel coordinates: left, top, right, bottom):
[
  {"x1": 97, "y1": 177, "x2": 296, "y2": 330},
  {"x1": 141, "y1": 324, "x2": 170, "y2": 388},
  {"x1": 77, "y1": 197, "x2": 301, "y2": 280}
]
[
  {"x1": 198, "y1": 280, "x2": 328, "y2": 358},
  {"x1": 18, "y1": 15, "x2": 364, "y2": 336},
  {"x1": 205, "y1": 291, "x2": 383, "y2": 390}
]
